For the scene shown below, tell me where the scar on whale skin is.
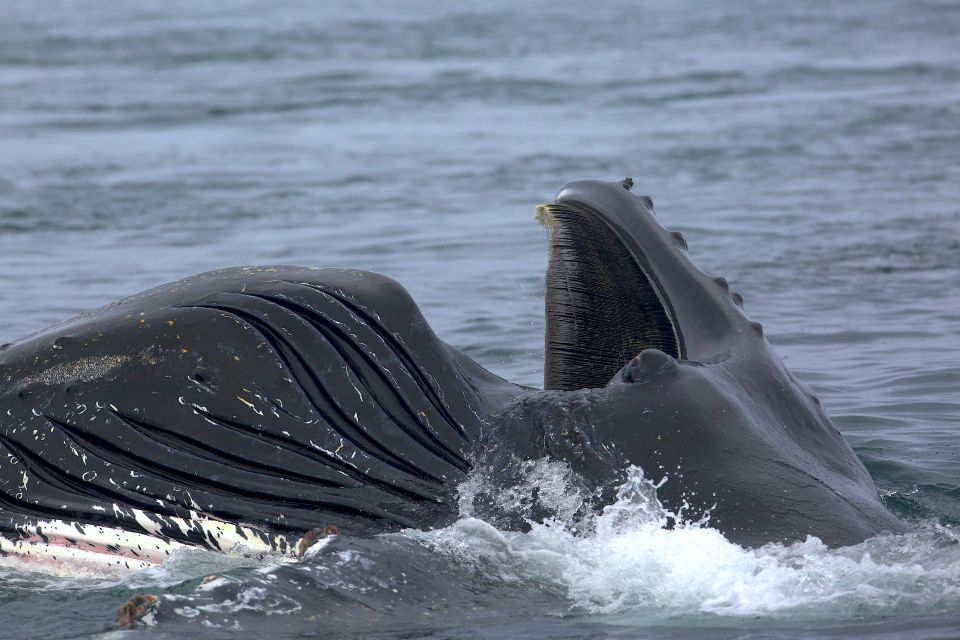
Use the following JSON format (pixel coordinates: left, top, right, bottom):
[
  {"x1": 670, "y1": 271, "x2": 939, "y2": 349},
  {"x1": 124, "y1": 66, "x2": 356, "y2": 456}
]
[{"x1": 8, "y1": 350, "x2": 159, "y2": 391}]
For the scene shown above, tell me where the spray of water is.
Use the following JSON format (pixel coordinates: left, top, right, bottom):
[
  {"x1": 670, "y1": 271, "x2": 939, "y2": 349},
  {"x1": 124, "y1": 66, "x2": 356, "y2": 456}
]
[{"x1": 411, "y1": 461, "x2": 960, "y2": 621}]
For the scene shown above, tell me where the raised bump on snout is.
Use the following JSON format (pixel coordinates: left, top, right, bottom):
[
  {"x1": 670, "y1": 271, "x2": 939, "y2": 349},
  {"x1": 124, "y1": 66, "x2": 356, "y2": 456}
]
[
  {"x1": 619, "y1": 348, "x2": 678, "y2": 383},
  {"x1": 670, "y1": 231, "x2": 688, "y2": 250}
]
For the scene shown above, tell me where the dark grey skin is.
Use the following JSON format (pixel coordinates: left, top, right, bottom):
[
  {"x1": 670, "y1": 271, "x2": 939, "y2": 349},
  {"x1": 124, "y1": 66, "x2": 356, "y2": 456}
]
[{"x1": 0, "y1": 179, "x2": 904, "y2": 553}]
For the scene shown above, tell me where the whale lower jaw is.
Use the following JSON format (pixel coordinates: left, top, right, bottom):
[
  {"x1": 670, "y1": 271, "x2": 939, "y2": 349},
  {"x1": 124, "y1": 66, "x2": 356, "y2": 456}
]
[{"x1": 0, "y1": 514, "x2": 298, "y2": 576}]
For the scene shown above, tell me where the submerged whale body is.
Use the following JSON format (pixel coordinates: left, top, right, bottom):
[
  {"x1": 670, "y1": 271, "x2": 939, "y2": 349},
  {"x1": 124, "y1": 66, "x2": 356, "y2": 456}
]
[{"x1": 0, "y1": 179, "x2": 905, "y2": 566}]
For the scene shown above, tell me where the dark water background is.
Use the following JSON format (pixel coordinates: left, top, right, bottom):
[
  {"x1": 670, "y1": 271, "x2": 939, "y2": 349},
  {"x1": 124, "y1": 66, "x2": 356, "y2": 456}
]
[{"x1": 0, "y1": 0, "x2": 958, "y2": 638}]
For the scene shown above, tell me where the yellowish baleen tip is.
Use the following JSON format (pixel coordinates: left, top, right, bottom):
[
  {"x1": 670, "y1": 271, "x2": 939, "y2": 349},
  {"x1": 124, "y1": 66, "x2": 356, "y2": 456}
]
[{"x1": 534, "y1": 203, "x2": 557, "y2": 228}]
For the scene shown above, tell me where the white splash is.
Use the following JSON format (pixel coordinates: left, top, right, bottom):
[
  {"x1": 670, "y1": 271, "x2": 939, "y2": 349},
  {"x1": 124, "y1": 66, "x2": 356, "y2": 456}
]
[
  {"x1": 412, "y1": 465, "x2": 960, "y2": 621},
  {"x1": 457, "y1": 456, "x2": 589, "y2": 525}
]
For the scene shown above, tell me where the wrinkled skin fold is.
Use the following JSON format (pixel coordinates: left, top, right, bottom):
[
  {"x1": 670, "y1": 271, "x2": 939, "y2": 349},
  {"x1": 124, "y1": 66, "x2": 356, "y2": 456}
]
[{"x1": 0, "y1": 180, "x2": 905, "y2": 558}]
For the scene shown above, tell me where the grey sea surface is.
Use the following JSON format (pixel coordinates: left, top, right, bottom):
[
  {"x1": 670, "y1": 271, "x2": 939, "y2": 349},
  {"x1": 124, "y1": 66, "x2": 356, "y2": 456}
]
[{"x1": 0, "y1": 0, "x2": 958, "y2": 638}]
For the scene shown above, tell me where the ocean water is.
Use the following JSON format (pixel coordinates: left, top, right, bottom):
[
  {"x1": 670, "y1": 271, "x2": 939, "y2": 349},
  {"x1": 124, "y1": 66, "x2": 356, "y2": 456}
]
[{"x1": 0, "y1": 0, "x2": 958, "y2": 638}]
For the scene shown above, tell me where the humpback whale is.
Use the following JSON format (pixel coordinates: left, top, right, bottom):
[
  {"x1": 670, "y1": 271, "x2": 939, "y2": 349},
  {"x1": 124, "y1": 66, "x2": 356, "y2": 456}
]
[{"x1": 0, "y1": 179, "x2": 905, "y2": 569}]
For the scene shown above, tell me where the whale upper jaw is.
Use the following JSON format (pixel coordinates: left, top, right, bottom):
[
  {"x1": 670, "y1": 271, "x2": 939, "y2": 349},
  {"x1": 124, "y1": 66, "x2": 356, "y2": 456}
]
[
  {"x1": 553, "y1": 179, "x2": 765, "y2": 367},
  {"x1": 537, "y1": 178, "x2": 768, "y2": 391}
]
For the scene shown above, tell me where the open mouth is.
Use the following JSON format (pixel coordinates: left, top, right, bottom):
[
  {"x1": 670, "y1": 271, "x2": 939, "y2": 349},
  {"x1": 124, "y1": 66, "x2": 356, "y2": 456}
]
[{"x1": 537, "y1": 201, "x2": 683, "y2": 391}]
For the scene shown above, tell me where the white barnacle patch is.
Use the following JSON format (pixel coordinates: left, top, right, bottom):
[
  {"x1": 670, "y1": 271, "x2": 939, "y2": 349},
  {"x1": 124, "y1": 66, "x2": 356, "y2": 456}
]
[{"x1": 21, "y1": 356, "x2": 127, "y2": 388}]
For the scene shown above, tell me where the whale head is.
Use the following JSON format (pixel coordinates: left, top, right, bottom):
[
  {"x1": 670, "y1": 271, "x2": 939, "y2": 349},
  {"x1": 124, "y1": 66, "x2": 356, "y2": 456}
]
[{"x1": 534, "y1": 179, "x2": 905, "y2": 547}]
